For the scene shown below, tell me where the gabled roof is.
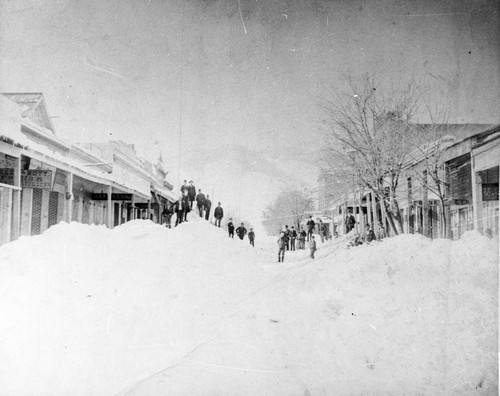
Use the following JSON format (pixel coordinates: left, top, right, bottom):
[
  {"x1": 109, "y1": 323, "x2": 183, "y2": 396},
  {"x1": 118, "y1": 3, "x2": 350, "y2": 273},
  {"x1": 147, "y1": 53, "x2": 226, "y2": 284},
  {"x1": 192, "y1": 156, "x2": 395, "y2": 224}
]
[
  {"x1": 409, "y1": 123, "x2": 492, "y2": 141},
  {"x1": 1, "y1": 93, "x2": 56, "y2": 134}
]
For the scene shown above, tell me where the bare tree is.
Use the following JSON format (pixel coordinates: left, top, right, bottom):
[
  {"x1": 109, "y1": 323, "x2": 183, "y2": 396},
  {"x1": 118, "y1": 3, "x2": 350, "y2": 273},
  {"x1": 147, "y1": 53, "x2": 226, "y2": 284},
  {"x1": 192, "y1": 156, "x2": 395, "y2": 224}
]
[
  {"x1": 321, "y1": 74, "x2": 423, "y2": 235},
  {"x1": 263, "y1": 188, "x2": 314, "y2": 235}
]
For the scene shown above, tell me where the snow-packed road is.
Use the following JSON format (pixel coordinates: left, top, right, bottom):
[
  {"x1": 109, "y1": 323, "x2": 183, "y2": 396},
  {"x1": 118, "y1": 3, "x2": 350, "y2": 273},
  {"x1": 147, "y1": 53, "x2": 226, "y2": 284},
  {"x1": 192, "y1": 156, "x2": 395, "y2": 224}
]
[{"x1": 0, "y1": 213, "x2": 497, "y2": 395}]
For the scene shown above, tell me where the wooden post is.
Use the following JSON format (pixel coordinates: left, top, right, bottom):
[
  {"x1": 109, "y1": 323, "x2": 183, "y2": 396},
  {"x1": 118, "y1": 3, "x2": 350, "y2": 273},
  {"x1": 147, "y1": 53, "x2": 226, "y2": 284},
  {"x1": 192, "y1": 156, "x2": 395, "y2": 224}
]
[
  {"x1": 40, "y1": 189, "x2": 50, "y2": 232},
  {"x1": 371, "y1": 192, "x2": 379, "y2": 230},
  {"x1": 407, "y1": 177, "x2": 413, "y2": 234},
  {"x1": 470, "y1": 158, "x2": 483, "y2": 234},
  {"x1": 357, "y1": 189, "x2": 364, "y2": 235},
  {"x1": 444, "y1": 164, "x2": 451, "y2": 239},
  {"x1": 11, "y1": 156, "x2": 21, "y2": 241},
  {"x1": 342, "y1": 200, "x2": 347, "y2": 235},
  {"x1": 20, "y1": 189, "x2": 32, "y2": 236},
  {"x1": 381, "y1": 199, "x2": 387, "y2": 235},
  {"x1": 131, "y1": 195, "x2": 136, "y2": 220},
  {"x1": 422, "y1": 170, "x2": 429, "y2": 237},
  {"x1": 366, "y1": 192, "x2": 372, "y2": 227},
  {"x1": 107, "y1": 185, "x2": 112, "y2": 228},
  {"x1": 436, "y1": 203, "x2": 442, "y2": 238},
  {"x1": 78, "y1": 196, "x2": 84, "y2": 223},
  {"x1": 66, "y1": 172, "x2": 73, "y2": 223}
]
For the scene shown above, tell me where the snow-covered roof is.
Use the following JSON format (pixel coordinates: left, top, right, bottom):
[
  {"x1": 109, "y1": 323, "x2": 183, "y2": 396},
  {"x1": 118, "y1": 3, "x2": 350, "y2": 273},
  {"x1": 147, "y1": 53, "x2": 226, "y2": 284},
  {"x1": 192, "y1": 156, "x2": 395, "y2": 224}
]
[
  {"x1": 152, "y1": 184, "x2": 179, "y2": 202},
  {"x1": 2, "y1": 93, "x2": 56, "y2": 133},
  {"x1": 0, "y1": 96, "x2": 31, "y2": 147}
]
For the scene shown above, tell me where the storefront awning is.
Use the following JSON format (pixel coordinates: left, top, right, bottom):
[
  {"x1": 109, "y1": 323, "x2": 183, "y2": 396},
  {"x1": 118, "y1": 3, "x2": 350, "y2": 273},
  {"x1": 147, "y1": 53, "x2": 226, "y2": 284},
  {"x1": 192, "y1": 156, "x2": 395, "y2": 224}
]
[{"x1": 152, "y1": 185, "x2": 179, "y2": 203}]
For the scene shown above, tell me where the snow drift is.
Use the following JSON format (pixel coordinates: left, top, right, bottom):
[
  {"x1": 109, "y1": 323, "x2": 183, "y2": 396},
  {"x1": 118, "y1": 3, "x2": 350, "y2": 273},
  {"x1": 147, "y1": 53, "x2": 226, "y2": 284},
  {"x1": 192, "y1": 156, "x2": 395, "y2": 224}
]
[{"x1": 0, "y1": 218, "x2": 497, "y2": 395}]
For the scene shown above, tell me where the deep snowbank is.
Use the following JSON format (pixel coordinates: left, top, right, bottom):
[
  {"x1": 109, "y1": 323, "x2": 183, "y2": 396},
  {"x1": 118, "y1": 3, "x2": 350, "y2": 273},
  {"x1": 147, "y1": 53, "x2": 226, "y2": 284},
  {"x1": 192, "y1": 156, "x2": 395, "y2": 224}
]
[
  {"x1": 0, "y1": 220, "x2": 497, "y2": 395},
  {"x1": 0, "y1": 219, "x2": 272, "y2": 395}
]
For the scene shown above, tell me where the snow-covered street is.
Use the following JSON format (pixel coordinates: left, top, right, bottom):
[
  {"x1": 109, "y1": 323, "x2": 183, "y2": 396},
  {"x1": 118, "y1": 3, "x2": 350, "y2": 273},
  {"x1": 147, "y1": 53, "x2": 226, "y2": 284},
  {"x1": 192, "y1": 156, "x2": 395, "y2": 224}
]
[{"x1": 0, "y1": 213, "x2": 497, "y2": 395}]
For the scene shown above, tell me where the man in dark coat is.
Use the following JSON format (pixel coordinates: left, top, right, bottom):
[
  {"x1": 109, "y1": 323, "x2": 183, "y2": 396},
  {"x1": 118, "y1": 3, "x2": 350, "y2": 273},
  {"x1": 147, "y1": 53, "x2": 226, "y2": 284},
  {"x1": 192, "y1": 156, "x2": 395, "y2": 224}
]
[
  {"x1": 236, "y1": 223, "x2": 247, "y2": 240},
  {"x1": 345, "y1": 212, "x2": 356, "y2": 233},
  {"x1": 290, "y1": 226, "x2": 297, "y2": 251},
  {"x1": 175, "y1": 194, "x2": 188, "y2": 226},
  {"x1": 182, "y1": 190, "x2": 190, "y2": 222},
  {"x1": 161, "y1": 203, "x2": 173, "y2": 228},
  {"x1": 248, "y1": 228, "x2": 255, "y2": 247},
  {"x1": 204, "y1": 194, "x2": 212, "y2": 221},
  {"x1": 318, "y1": 219, "x2": 326, "y2": 243},
  {"x1": 284, "y1": 225, "x2": 291, "y2": 250},
  {"x1": 187, "y1": 180, "x2": 196, "y2": 209},
  {"x1": 227, "y1": 218, "x2": 235, "y2": 238},
  {"x1": 214, "y1": 202, "x2": 224, "y2": 227},
  {"x1": 277, "y1": 231, "x2": 288, "y2": 262},
  {"x1": 306, "y1": 216, "x2": 315, "y2": 241},
  {"x1": 195, "y1": 189, "x2": 206, "y2": 217},
  {"x1": 180, "y1": 180, "x2": 188, "y2": 195}
]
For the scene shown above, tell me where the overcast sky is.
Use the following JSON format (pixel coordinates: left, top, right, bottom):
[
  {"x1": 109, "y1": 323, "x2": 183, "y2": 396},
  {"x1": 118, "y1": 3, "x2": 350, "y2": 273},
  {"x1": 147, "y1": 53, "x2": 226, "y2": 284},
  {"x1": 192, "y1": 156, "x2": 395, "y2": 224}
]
[{"x1": 1, "y1": 0, "x2": 499, "y2": 191}]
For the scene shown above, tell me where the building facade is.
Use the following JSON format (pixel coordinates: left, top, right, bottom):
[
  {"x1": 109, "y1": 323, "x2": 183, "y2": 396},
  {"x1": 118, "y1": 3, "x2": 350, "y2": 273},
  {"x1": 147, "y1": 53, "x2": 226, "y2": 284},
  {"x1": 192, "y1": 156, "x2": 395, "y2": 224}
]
[
  {"x1": 0, "y1": 93, "x2": 177, "y2": 247},
  {"x1": 326, "y1": 124, "x2": 499, "y2": 240}
]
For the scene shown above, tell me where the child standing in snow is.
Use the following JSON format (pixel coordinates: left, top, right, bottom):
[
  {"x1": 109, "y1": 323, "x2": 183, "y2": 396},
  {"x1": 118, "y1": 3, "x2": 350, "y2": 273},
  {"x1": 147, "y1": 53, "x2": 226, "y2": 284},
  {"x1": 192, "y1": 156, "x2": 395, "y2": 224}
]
[
  {"x1": 277, "y1": 231, "x2": 287, "y2": 262},
  {"x1": 299, "y1": 227, "x2": 306, "y2": 249},
  {"x1": 309, "y1": 235, "x2": 317, "y2": 259},
  {"x1": 248, "y1": 228, "x2": 255, "y2": 247},
  {"x1": 227, "y1": 218, "x2": 235, "y2": 238}
]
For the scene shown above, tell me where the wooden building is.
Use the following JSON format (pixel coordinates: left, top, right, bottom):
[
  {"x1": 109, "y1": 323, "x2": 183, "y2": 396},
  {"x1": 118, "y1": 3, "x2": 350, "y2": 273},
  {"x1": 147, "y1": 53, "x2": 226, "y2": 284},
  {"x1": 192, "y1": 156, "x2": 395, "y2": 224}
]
[{"x1": 0, "y1": 93, "x2": 177, "y2": 247}]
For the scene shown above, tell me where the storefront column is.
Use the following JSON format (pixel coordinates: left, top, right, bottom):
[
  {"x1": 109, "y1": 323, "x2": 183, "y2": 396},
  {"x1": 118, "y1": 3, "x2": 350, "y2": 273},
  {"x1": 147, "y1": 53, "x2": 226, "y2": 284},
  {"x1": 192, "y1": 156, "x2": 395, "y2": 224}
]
[
  {"x1": 40, "y1": 190, "x2": 50, "y2": 233},
  {"x1": 407, "y1": 177, "x2": 413, "y2": 234},
  {"x1": 371, "y1": 192, "x2": 379, "y2": 229},
  {"x1": 422, "y1": 170, "x2": 429, "y2": 237},
  {"x1": 20, "y1": 189, "x2": 32, "y2": 236},
  {"x1": 342, "y1": 200, "x2": 347, "y2": 234},
  {"x1": 66, "y1": 172, "x2": 73, "y2": 223},
  {"x1": 357, "y1": 189, "x2": 364, "y2": 234},
  {"x1": 366, "y1": 193, "x2": 372, "y2": 226},
  {"x1": 77, "y1": 196, "x2": 83, "y2": 223},
  {"x1": 11, "y1": 156, "x2": 21, "y2": 241},
  {"x1": 444, "y1": 163, "x2": 453, "y2": 239},
  {"x1": 471, "y1": 160, "x2": 483, "y2": 233},
  {"x1": 131, "y1": 195, "x2": 136, "y2": 220},
  {"x1": 381, "y1": 201, "x2": 387, "y2": 234},
  {"x1": 107, "y1": 185, "x2": 112, "y2": 228},
  {"x1": 88, "y1": 202, "x2": 94, "y2": 224}
]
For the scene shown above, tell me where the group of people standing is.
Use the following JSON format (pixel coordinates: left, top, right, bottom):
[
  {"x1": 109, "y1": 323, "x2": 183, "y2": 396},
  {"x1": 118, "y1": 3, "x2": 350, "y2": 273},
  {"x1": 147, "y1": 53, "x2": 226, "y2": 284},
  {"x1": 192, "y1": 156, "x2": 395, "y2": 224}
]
[
  {"x1": 227, "y1": 218, "x2": 255, "y2": 247},
  {"x1": 276, "y1": 221, "x2": 319, "y2": 262},
  {"x1": 160, "y1": 179, "x2": 257, "y2": 247},
  {"x1": 161, "y1": 180, "x2": 223, "y2": 228}
]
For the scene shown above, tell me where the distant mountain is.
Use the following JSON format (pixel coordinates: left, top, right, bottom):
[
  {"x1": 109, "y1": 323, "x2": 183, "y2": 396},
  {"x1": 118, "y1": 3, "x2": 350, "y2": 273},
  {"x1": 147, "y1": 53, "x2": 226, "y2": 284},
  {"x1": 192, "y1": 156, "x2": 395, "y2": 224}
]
[
  {"x1": 182, "y1": 143, "x2": 318, "y2": 184},
  {"x1": 178, "y1": 143, "x2": 318, "y2": 229}
]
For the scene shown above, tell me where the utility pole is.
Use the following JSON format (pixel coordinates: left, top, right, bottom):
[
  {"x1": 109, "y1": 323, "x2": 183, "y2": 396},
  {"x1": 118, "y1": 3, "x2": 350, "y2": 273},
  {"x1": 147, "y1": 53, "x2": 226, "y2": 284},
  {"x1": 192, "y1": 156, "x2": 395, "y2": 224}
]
[{"x1": 176, "y1": 1, "x2": 185, "y2": 188}]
